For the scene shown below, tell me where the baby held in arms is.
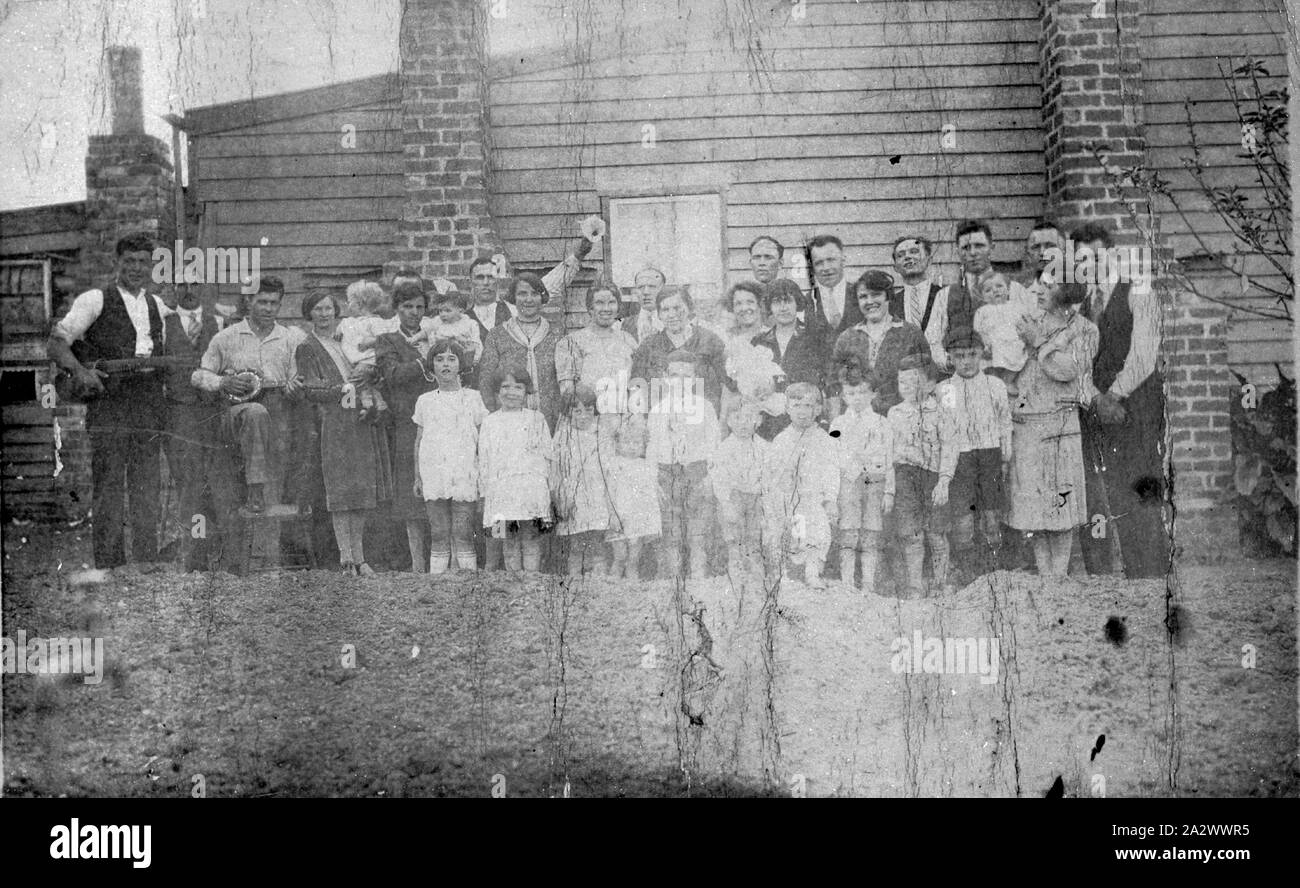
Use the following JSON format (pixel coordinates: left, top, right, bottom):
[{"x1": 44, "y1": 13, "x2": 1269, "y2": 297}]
[{"x1": 972, "y1": 271, "x2": 1027, "y2": 397}]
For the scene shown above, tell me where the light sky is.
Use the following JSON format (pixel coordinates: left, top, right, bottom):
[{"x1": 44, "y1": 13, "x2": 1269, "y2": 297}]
[{"x1": 0, "y1": 0, "x2": 401, "y2": 211}]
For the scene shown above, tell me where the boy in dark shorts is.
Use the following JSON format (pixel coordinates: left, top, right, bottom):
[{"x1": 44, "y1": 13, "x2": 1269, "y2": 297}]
[
  {"x1": 888, "y1": 352, "x2": 959, "y2": 596},
  {"x1": 938, "y1": 327, "x2": 1012, "y2": 582}
]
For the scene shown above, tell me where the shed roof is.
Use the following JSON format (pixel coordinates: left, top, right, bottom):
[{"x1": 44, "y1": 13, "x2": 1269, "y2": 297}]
[{"x1": 179, "y1": 73, "x2": 398, "y2": 136}]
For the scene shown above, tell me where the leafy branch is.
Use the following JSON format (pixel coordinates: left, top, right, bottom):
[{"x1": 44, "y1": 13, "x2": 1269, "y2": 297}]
[{"x1": 1088, "y1": 56, "x2": 1292, "y2": 323}]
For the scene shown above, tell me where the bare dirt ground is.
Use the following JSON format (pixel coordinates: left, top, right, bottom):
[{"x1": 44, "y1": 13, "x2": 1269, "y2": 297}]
[{"x1": 2, "y1": 523, "x2": 1296, "y2": 797}]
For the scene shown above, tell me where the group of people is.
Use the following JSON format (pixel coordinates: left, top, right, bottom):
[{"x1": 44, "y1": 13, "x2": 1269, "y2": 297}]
[{"x1": 48, "y1": 214, "x2": 1170, "y2": 590}]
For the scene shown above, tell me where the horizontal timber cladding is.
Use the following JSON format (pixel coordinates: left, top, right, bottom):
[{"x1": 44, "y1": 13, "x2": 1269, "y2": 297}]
[
  {"x1": 186, "y1": 76, "x2": 404, "y2": 312},
  {"x1": 485, "y1": 0, "x2": 1047, "y2": 287},
  {"x1": 1139, "y1": 0, "x2": 1292, "y2": 389}
]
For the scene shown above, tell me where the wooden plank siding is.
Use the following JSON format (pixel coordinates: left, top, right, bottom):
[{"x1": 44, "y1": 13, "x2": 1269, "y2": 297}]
[
  {"x1": 485, "y1": 0, "x2": 1048, "y2": 299},
  {"x1": 184, "y1": 76, "x2": 404, "y2": 315},
  {"x1": 1140, "y1": 0, "x2": 1292, "y2": 388}
]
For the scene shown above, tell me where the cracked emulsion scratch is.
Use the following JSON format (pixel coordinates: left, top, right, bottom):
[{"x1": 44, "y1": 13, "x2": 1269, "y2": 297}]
[
  {"x1": 544, "y1": 572, "x2": 577, "y2": 797},
  {"x1": 985, "y1": 573, "x2": 1023, "y2": 796}
]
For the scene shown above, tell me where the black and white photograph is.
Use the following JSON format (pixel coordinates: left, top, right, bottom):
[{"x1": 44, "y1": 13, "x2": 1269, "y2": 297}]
[{"x1": 0, "y1": 0, "x2": 1296, "y2": 809}]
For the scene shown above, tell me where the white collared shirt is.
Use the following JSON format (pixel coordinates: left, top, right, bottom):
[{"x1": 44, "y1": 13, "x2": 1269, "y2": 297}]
[
  {"x1": 899, "y1": 280, "x2": 949, "y2": 368},
  {"x1": 816, "y1": 278, "x2": 848, "y2": 328},
  {"x1": 472, "y1": 299, "x2": 517, "y2": 332},
  {"x1": 53, "y1": 286, "x2": 172, "y2": 356}
]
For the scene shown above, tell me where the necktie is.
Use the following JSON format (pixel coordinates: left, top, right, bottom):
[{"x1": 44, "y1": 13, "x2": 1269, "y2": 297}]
[
  {"x1": 826, "y1": 287, "x2": 841, "y2": 329},
  {"x1": 181, "y1": 309, "x2": 201, "y2": 344},
  {"x1": 906, "y1": 285, "x2": 923, "y2": 326}
]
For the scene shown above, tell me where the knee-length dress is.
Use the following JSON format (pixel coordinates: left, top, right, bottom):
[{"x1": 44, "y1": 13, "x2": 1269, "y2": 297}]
[
  {"x1": 1007, "y1": 311, "x2": 1099, "y2": 532},
  {"x1": 606, "y1": 455, "x2": 662, "y2": 541},
  {"x1": 412, "y1": 387, "x2": 489, "y2": 502},
  {"x1": 375, "y1": 329, "x2": 437, "y2": 520},
  {"x1": 553, "y1": 421, "x2": 617, "y2": 536},
  {"x1": 478, "y1": 408, "x2": 554, "y2": 525},
  {"x1": 295, "y1": 333, "x2": 394, "y2": 512}
]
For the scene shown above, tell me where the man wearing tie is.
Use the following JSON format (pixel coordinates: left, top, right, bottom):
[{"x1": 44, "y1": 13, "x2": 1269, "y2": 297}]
[
  {"x1": 1072, "y1": 222, "x2": 1169, "y2": 579},
  {"x1": 160, "y1": 282, "x2": 224, "y2": 571},
  {"x1": 889, "y1": 235, "x2": 949, "y2": 368},
  {"x1": 942, "y1": 220, "x2": 996, "y2": 337},
  {"x1": 804, "y1": 234, "x2": 863, "y2": 339}
]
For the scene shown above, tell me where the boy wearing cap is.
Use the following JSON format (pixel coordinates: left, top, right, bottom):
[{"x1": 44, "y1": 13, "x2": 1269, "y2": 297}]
[
  {"x1": 938, "y1": 328, "x2": 1012, "y2": 582},
  {"x1": 888, "y1": 352, "x2": 960, "y2": 596}
]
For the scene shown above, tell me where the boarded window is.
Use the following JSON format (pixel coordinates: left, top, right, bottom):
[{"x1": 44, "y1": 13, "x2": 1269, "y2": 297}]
[{"x1": 608, "y1": 195, "x2": 724, "y2": 307}]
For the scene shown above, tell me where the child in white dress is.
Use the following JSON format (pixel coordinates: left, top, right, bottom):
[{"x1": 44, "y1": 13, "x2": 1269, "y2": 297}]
[
  {"x1": 338, "y1": 280, "x2": 398, "y2": 419},
  {"x1": 553, "y1": 384, "x2": 616, "y2": 576},
  {"x1": 412, "y1": 339, "x2": 488, "y2": 573},
  {"x1": 478, "y1": 365, "x2": 554, "y2": 572},
  {"x1": 606, "y1": 413, "x2": 661, "y2": 579}
]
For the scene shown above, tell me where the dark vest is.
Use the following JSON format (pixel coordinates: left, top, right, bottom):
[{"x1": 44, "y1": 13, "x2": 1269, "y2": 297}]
[
  {"x1": 72, "y1": 286, "x2": 163, "y2": 364},
  {"x1": 944, "y1": 274, "x2": 984, "y2": 334},
  {"x1": 161, "y1": 310, "x2": 221, "y2": 403},
  {"x1": 470, "y1": 300, "x2": 513, "y2": 343},
  {"x1": 889, "y1": 282, "x2": 942, "y2": 333},
  {"x1": 1087, "y1": 282, "x2": 1135, "y2": 393}
]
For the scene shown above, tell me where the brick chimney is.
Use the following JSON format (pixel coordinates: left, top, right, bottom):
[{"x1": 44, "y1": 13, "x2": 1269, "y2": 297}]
[
  {"x1": 388, "y1": 0, "x2": 503, "y2": 290},
  {"x1": 1039, "y1": 1, "x2": 1235, "y2": 555},
  {"x1": 80, "y1": 45, "x2": 174, "y2": 289}
]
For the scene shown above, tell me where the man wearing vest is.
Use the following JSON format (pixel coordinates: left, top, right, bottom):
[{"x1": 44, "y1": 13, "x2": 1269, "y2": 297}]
[
  {"x1": 889, "y1": 234, "x2": 949, "y2": 368},
  {"x1": 159, "y1": 283, "x2": 224, "y2": 571},
  {"x1": 803, "y1": 234, "x2": 865, "y2": 340},
  {"x1": 941, "y1": 219, "x2": 996, "y2": 340},
  {"x1": 1073, "y1": 222, "x2": 1170, "y2": 579},
  {"x1": 47, "y1": 233, "x2": 169, "y2": 568}
]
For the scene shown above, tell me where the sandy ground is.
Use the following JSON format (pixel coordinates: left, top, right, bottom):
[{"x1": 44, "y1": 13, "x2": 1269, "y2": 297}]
[{"x1": 2, "y1": 523, "x2": 1296, "y2": 797}]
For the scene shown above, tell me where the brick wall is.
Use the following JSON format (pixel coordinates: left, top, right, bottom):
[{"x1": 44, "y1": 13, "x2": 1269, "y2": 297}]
[
  {"x1": 1040, "y1": 0, "x2": 1235, "y2": 547},
  {"x1": 1040, "y1": 0, "x2": 1146, "y2": 232},
  {"x1": 388, "y1": 0, "x2": 503, "y2": 291}
]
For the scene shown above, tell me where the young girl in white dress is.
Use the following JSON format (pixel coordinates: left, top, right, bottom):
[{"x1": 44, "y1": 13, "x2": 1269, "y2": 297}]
[
  {"x1": 412, "y1": 339, "x2": 488, "y2": 573},
  {"x1": 553, "y1": 384, "x2": 617, "y2": 576},
  {"x1": 606, "y1": 412, "x2": 661, "y2": 578},
  {"x1": 477, "y1": 365, "x2": 554, "y2": 572}
]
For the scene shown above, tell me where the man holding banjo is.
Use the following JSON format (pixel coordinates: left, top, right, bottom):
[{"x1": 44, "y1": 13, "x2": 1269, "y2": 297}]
[{"x1": 191, "y1": 276, "x2": 306, "y2": 516}]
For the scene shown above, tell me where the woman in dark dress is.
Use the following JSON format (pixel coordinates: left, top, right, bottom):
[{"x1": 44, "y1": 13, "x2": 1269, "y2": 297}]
[
  {"x1": 374, "y1": 281, "x2": 439, "y2": 572},
  {"x1": 295, "y1": 289, "x2": 395, "y2": 576},
  {"x1": 751, "y1": 278, "x2": 826, "y2": 439}
]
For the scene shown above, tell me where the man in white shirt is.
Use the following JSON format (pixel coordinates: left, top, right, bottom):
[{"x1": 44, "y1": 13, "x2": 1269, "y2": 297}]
[
  {"x1": 192, "y1": 280, "x2": 305, "y2": 518},
  {"x1": 1071, "y1": 222, "x2": 1168, "y2": 579},
  {"x1": 804, "y1": 234, "x2": 863, "y2": 338},
  {"x1": 47, "y1": 233, "x2": 170, "y2": 567},
  {"x1": 889, "y1": 234, "x2": 949, "y2": 368}
]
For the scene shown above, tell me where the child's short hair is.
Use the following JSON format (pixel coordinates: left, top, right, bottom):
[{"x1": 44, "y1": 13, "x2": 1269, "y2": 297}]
[
  {"x1": 724, "y1": 398, "x2": 759, "y2": 422},
  {"x1": 664, "y1": 348, "x2": 697, "y2": 367},
  {"x1": 571, "y1": 382, "x2": 599, "y2": 410},
  {"x1": 432, "y1": 288, "x2": 469, "y2": 311},
  {"x1": 427, "y1": 337, "x2": 471, "y2": 371},
  {"x1": 944, "y1": 326, "x2": 985, "y2": 352},
  {"x1": 763, "y1": 278, "x2": 805, "y2": 314},
  {"x1": 837, "y1": 356, "x2": 877, "y2": 390},
  {"x1": 488, "y1": 363, "x2": 534, "y2": 394},
  {"x1": 346, "y1": 280, "x2": 388, "y2": 316},
  {"x1": 785, "y1": 381, "x2": 823, "y2": 404},
  {"x1": 897, "y1": 352, "x2": 942, "y2": 381}
]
